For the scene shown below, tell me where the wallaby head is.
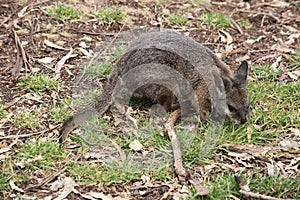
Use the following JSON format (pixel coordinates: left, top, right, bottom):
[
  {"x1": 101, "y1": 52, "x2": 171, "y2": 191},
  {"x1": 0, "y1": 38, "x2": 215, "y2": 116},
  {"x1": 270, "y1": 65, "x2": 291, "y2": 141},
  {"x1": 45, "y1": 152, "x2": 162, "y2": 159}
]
[{"x1": 223, "y1": 61, "x2": 249, "y2": 124}]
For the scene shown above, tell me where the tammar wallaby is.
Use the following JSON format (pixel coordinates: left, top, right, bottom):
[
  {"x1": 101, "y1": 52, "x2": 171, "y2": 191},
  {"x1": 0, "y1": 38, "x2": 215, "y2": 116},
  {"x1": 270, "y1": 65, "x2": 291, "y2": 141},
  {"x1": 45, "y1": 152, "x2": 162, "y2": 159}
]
[{"x1": 59, "y1": 31, "x2": 249, "y2": 143}]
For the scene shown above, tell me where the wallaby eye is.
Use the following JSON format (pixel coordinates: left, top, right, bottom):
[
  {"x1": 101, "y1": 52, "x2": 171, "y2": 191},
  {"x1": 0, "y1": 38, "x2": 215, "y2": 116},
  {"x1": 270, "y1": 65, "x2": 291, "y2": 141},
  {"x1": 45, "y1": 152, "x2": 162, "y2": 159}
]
[{"x1": 228, "y1": 105, "x2": 237, "y2": 113}]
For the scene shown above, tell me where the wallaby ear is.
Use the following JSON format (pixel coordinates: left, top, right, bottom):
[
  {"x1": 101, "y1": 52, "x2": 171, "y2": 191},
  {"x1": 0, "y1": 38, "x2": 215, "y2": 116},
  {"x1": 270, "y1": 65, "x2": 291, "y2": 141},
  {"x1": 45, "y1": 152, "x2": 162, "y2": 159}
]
[
  {"x1": 222, "y1": 77, "x2": 233, "y2": 91},
  {"x1": 235, "y1": 61, "x2": 248, "y2": 85}
]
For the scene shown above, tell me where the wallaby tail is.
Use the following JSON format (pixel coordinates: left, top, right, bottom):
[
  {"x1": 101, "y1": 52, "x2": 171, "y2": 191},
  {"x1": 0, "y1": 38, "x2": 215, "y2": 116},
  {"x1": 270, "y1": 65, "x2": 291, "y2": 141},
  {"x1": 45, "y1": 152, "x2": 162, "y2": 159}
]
[{"x1": 59, "y1": 92, "x2": 112, "y2": 143}]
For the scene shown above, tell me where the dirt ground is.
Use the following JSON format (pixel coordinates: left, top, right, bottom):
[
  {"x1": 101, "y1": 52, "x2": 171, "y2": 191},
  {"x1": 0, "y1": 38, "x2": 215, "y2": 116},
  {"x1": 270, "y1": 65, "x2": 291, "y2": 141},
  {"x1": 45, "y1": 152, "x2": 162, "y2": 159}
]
[{"x1": 0, "y1": 0, "x2": 299, "y2": 199}]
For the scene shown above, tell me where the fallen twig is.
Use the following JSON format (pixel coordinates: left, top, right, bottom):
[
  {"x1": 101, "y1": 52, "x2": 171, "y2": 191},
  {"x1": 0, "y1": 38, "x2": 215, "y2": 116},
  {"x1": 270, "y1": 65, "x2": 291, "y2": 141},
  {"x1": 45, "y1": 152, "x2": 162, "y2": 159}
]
[
  {"x1": 25, "y1": 155, "x2": 81, "y2": 191},
  {"x1": 189, "y1": 179, "x2": 210, "y2": 196},
  {"x1": 239, "y1": 190, "x2": 296, "y2": 200},
  {"x1": 230, "y1": 17, "x2": 243, "y2": 34},
  {"x1": 160, "y1": 181, "x2": 178, "y2": 200},
  {"x1": 0, "y1": 125, "x2": 59, "y2": 140},
  {"x1": 165, "y1": 108, "x2": 187, "y2": 182},
  {"x1": 12, "y1": 28, "x2": 32, "y2": 78},
  {"x1": 67, "y1": 29, "x2": 116, "y2": 36}
]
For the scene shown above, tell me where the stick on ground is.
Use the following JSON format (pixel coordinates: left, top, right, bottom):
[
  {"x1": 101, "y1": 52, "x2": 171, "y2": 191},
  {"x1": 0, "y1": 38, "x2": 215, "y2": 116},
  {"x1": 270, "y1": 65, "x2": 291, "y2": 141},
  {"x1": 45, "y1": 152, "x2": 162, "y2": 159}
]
[{"x1": 165, "y1": 109, "x2": 188, "y2": 182}]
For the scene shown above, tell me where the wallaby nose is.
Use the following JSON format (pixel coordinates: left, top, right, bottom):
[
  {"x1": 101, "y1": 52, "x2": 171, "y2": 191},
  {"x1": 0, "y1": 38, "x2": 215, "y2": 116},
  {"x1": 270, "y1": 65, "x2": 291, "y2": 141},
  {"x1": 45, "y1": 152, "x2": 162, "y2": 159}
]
[{"x1": 240, "y1": 118, "x2": 247, "y2": 124}]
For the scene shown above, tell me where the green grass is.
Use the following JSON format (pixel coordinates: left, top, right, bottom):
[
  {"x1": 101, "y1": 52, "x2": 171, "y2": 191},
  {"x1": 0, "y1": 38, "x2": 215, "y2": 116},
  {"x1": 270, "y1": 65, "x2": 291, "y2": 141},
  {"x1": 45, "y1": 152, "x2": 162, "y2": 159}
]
[
  {"x1": 189, "y1": 173, "x2": 240, "y2": 199},
  {"x1": 49, "y1": 105, "x2": 71, "y2": 123},
  {"x1": 0, "y1": 172, "x2": 11, "y2": 193},
  {"x1": 0, "y1": 140, "x2": 66, "y2": 194},
  {"x1": 112, "y1": 45, "x2": 127, "y2": 61},
  {"x1": 189, "y1": 173, "x2": 300, "y2": 199},
  {"x1": 12, "y1": 110, "x2": 39, "y2": 130},
  {"x1": 95, "y1": 7, "x2": 125, "y2": 26},
  {"x1": 68, "y1": 157, "x2": 172, "y2": 186},
  {"x1": 238, "y1": 19, "x2": 252, "y2": 29},
  {"x1": 47, "y1": 2, "x2": 81, "y2": 22},
  {"x1": 68, "y1": 161, "x2": 140, "y2": 186},
  {"x1": 156, "y1": 0, "x2": 170, "y2": 6},
  {"x1": 15, "y1": 139, "x2": 66, "y2": 171},
  {"x1": 251, "y1": 64, "x2": 282, "y2": 80},
  {"x1": 85, "y1": 62, "x2": 112, "y2": 79},
  {"x1": 168, "y1": 14, "x2": 190, "y2": 26},
  {"x1": 290, "y1": 48, "x2": 300, "y2": 68},
  {"x1": 292, "y1": 2, "x2": 300, "y2": 7},
  {"x1": 84, "y1": 45, "x2": 126, "y2": 79},
  {"x1": 72, "y1": 88, "x2": 101, "y2": 108},
  {"x1": 199, "y1": 12, "x2": 231, "y2": 29},
  {"x1": 249, "y1": 174, "x2": 300, "y2": 198},
  {"x1": 18, "y1": 73, "x2": 60, "y2": 94},
  {"x1": 0, "y1": 104, "x2": 7, "y2": 119}
]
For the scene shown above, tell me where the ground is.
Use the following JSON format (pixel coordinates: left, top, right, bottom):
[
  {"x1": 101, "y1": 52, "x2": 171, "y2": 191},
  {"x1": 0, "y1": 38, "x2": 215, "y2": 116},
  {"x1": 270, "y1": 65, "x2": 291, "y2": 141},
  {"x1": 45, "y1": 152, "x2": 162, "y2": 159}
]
[{"x1": 0, "y1": 0, "x2": 300, "y2": 199}]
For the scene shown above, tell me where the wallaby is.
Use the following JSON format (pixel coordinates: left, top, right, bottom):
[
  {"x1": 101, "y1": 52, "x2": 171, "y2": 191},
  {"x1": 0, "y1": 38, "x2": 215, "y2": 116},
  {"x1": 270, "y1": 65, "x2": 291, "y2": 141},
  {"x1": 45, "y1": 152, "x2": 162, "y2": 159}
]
[{"x1": 59, "y1": 31, "x2": 249, "y2": 143}]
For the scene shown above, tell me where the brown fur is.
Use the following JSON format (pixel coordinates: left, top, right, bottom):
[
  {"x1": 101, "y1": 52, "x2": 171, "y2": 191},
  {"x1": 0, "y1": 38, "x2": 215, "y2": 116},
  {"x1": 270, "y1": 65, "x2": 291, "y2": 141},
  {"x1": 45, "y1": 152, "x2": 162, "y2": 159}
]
[{"x1": 59, "y1": 31, "x2": 249, "y2": 143}]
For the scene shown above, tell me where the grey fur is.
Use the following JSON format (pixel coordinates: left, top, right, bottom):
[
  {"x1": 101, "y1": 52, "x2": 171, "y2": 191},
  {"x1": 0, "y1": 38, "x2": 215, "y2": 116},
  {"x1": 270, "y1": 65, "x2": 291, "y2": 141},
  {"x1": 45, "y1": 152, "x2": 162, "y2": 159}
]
[{"x1": 59, "y1": 31, "x2": 249, "y2": 143}]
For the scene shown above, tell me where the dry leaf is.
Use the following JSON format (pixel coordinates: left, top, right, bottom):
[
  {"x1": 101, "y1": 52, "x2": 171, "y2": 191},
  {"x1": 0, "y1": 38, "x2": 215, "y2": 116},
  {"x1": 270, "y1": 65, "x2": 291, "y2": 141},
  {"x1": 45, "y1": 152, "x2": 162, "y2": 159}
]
[
  {"x1": 78, "y1": 47, "x2": 92, "y2": 57},
  {"x1": 129, "y1": 139, "x2": 143, "y2": 151},
  {"x1": 287, "y1": 69, "x2": 300, "y2": 80},
  {"x1": 79, "y1": 41, "x2": 89, "y2": 48},
  {"x1": 270, "y1": 56, "x2": 282, "y2": 70},
  {"x1": 88, "y1": 191, "x2": 113, "y2": 200},
  {"x1": 189, "y1": 179, "x2": 210, "y2": 196},
  {"x1": 289, "y1": 128, "x2": 300, "y2": 137},
  {"x1": 219, "y1": 30, "x2": 233, "y2": 44},
  {"x1": 285, "y1": 33, "x2": 300, "y2": 45},
  {"x1": 269, "y1": 1, "x2": 289, "y2": 7},
  {"x1": 81, "y1": 36, "x2": 92, "y2": 41},
  {"x1": 55, "y1": 48, "x2": 78, "y2": 78},
  {"x1": 10, "y1": 180, "x2": 25, "y2": 193},
  {"x1": 31, "y1": 67, "x2": 41, "y2": 73},
  {"x1": 271, "y1": 44, "x2": 295, "y2": 53},
  {"x1": 44, "y1": 39, "x2": 69, "y2": 50},
  {"x1": 236, "y1": 54, "x2": 250, "y2": 62},
  {"x1": 37, "y1": 57, "x2": 56, "y2": 64},
  {"x1": 54, "y1": 177, "x2": 76, "y2": 200},
  {"x1": 126, "y1": 107, "x2": 138, "y2": 128},
  {"x1": 283, "y1": 25, "x2": 300, "y2": 33},
  {"x1": 279, "y1": 140, "x2": 300, "y2": 149},
  {"x1": 18, "y1": 5, "x2": 29, "y2": 18},
  {"x1": 245, "y1": 35, "x2": 266, "y2": 45},
  {"x1": 141, "y1": 175, "x2": 151, "y2": 185}
]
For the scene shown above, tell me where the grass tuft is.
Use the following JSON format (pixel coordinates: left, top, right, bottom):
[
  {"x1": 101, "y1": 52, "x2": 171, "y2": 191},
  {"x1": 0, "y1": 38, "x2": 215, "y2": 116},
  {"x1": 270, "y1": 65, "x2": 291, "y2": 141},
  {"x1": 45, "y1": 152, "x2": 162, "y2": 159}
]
[
  {"x1": 0, "y1": 104, "x2": 8, "y2": 119},
  {"x1": 156, "y1": 0, "x2": 170, "y2": 6},
  {"x1": 49, "y1": 105, "x2": 71, "y2": 123},
  {"x1": 95, "y1": 8, "x2": 125, "y2": 26},
  {"x1": 199, "y1": 12, "x2": 231, "y2": 29},
  {"x1": 85, "y1": 63, "x2": 112, "y2": 79},
  {"x1": 15, "y1": 139, "x2": 66, "y2": 171},
  {"x1": 0, "y1": 172, "x2": 11, "y2": 193},
  {"x1": 168, "y1": 14, "x2": 190, "y2": 26},
  {"x1": 47, "y1": 2, "x2": 81, "y2": 22},
  {"x1": 12, "y1": 110, "x2": 39, "y2": 130},
  {"x1": 238, "y1": 19, "x2": 252, "y2": 29},
  {"x1": 290, "y1": 48, "x2": 300, "y2": 68},
  {"x1": 18, "y1": 73, "x2": 60, "y2": 94},
  {"x1": 251, "y1": 64, "x2": 282, "y2": 80},
  {"x1": 249, "y1": 174, "x2": 300, "y2": 198}
]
